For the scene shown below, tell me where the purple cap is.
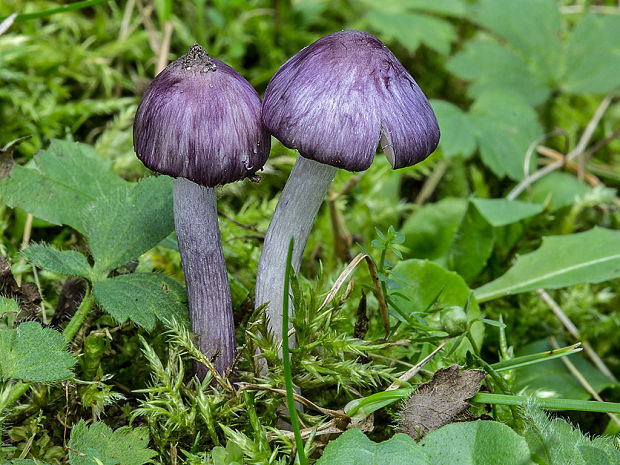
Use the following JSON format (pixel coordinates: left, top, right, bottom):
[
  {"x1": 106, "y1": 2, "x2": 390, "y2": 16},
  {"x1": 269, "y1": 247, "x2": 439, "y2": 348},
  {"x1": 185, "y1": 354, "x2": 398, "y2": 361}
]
[
  {"x1": 134, "y1": 44, "x2": 270, "y2": 187},
  {"x1": 262, "y1": 30, "x2": 440, "y2": 171}
]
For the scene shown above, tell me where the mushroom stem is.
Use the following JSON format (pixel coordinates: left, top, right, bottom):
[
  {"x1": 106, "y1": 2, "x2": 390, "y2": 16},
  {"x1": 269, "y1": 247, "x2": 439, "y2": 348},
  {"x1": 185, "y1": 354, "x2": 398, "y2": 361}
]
[
  {"x1": 173, "y1": 177, "x2": 235, "y2": 378},
  {"x1": 256, "y1": 155, "x2": 338, "y2": 341}
]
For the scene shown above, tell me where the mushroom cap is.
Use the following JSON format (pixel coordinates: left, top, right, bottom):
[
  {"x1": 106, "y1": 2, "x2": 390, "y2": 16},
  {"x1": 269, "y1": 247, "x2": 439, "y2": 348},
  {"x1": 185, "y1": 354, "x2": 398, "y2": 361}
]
[
  {"x1": 133, "y1": 44, "x2": 270, "y2": 187},
  {"x1": 262, "y1": 30, "x2": 440, "y2": 171}
]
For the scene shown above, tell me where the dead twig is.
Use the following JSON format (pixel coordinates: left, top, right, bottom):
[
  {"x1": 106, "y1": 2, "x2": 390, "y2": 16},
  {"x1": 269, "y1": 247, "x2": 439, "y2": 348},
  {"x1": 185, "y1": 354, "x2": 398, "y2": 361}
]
[
  {"x1": 550, "y1": 336, "x2": 620, "y2": 427},
  {"x1": 386, "y1": 339, "x2": 449, "y2": 390},
  {"x1": 238, "y1": 383, "x2": 349, "y2": 419},
  {"x1": 537, "y1": 289, "x2": 616, "y2": 381},
  {"x1": 219, "y1": 211, "x2": 265, "y2": 235},
  {"x1": 507, "y1": 95, "x2": 613, "y2": 200}
]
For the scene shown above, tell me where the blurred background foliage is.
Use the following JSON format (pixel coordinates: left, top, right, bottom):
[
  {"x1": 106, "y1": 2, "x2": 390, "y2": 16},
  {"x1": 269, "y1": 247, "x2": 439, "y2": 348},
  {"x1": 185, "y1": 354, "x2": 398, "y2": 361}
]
[{"x1": 1, "y1": 0, "x2": 620, "y2": 462}]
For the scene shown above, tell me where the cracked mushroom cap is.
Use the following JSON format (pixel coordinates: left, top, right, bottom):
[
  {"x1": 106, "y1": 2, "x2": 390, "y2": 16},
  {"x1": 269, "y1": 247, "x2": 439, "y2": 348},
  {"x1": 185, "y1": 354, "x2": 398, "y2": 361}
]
[
  {"x1": 262, "y1": 30, "x2": 440, "y2": 171},
  {"x1": 133, "y1": 44, "x2": 270, "y2": 187}
]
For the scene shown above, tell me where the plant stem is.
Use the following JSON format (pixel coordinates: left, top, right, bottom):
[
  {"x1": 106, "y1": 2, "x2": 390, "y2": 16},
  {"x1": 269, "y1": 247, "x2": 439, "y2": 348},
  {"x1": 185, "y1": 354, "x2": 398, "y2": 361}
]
[
  {"x1": 62, "y1": 286, "x2": 95, "y2": 343},
  {"x1": 472, "y1": 393, "x2": 620, "y2": 414},
  {"x1": 174, "y1": 177, "x2": 235, "y2": 378},
  {"x1": 256, "y1": 156, "x2": 337, "y2": 343},
  {"x1": 281, "y1": 238, "x2": 306, "y2": 465}
]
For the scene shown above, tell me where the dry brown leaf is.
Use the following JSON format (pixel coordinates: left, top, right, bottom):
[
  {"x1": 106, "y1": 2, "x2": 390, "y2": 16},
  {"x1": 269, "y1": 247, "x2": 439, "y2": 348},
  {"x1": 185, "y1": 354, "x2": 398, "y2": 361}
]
[{"x1": 398, "y1": 364, "x2": 485, "y2": 439}]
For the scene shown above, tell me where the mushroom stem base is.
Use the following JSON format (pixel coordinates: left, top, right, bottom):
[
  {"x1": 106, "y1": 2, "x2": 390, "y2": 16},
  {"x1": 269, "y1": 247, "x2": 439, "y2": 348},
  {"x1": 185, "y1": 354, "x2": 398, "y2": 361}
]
[
  {"x1": 256, "y1": 156, "x2": 338, "y2": 344},
  {"x1": 174, "y1": 177, "x2": 235, "y2": 378}
]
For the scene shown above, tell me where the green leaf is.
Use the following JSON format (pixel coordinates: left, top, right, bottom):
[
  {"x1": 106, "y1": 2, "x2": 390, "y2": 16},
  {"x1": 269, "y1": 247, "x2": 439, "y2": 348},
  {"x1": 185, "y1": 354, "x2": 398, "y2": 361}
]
[
  {"x1": 471, "y1": 0, "x2": 562, "y2": 82},
  {"x1": 344, "y1": 388, "x2": 413, "y2": 421},
  {"x1": 400, "y1": 198, "x2": 467, "y2": 263},
  {"x1": 0, "y1": 139, "x2": 127, "y2": 233},
  {"x1": 563, "y1": 14, "x2": 620, "y2": 95},
  {"x1": 447, "y1": 202, "x2": 495, "y2": 281},
  {"x1": 475, "y1": 228, "x2": 620, "y2": 302},
  {"x1": 471, "y1": 198, "x2": 543, "y2": 227},
  {"x1": 85, "y1": 176, "x2": 174, "y2": 273},
  {"x1": 469, "y1": 93, "x2": 543, "y2": 180},
  {"x1": 446, "y1": 39, "x2": 550, "y2": 106},
  {"x1": 406, "y1": 0, "x2": 466, "y2": 17},
  {"x1": 515, "y1": 340, "x2": 617, "y2": 400},
  {"x1": 525, "y1": 405, "x2": 620, "y2": 465},
  {"x1": 21, "y1": 244, "x2": 92, "y2": 279},
  {"x1": 93, "y1": 273, "x2": 188, "y2": 330},
  {"x1": 0, "y1": 321, "x2": 76, "y2": 382},
  {"x1": 68, "y1": 419, "x2": 156, "y2": 465},
  {"x1": 366, "y1": 9, "x2": 457, "y2": 55},
  {"x1": 317, "y1": 428, "x2": 428, "y2": 465},
  {"x1": 430, "y1": 100, "x2": 477, "y2": 159},
  {"x1": 392, "y1": 260, "x2": 483, "y2": 351},
  {"x1": 0, "y1": 296, "x2": 19, "y2": 318},
  {"x1": 446, "y1": 198, "x2": 542, "y2": 281},
  {"x1": 393, "y1": 260, "x2": 479, "y2": 315},
  {"x1": 421, "y1": 420, "x2": 533, "y2": 464},
  {"x1": 524, "y1": 172, "x2": 591, "y2": 211}
]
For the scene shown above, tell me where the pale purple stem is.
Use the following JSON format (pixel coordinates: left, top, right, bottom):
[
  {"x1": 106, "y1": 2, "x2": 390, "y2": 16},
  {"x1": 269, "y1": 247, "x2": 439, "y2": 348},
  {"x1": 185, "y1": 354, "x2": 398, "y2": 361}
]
[
  {"x1": 174, "y1": 177, "x2": 235, "y2": 378},
  {"x1": 255, "y1": 155, "x2": 338, "y2": 342}
]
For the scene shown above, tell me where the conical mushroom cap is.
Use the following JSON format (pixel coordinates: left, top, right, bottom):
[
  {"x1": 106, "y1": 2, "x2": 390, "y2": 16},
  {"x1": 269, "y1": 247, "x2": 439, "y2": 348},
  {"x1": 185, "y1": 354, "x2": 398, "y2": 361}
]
[
  {"x1": 262, "y1": 30, "x2": 440, "y2": 171},
  {"x1": 134, "y1": 44, "x2": 270, "y2": 187}
]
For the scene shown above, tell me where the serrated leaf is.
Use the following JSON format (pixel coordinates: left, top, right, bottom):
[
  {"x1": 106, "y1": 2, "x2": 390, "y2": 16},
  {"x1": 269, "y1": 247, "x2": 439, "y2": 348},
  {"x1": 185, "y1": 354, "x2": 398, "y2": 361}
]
[
  {"x1": 406, "y1": 0, "x2": 465, "y2": 17},
  {"x1": 469, "y1": 93, "x2": 543, "y2": 180},
  {"x1": 358, "y1": 0, "x2": 465, "y2": 16},
  {"x1": 68, "y1": 419, "x2": 156, "y2": 465},
  {"x1": 0, "y1": 321, "x2": 75, "y2": 382},
  {"x1": 471, "y1": 0, "x2": 562, "y2": 82},
  {"x1": 93, "y1": 273, "x2": 188, "y2": 330},
  {"x1": 0, "y1": 140, "x2": 127, "y2": 233},
  {"x1": 446, "y1": 39, "x2": 551, "y2": 106},
  {"x1": 563, "y1": 14, "x2": 620, "y2": 94},
  {"x1": 317, "y1": 428, "x2": 428, "y2": 465},
  {"x1": 366, "y1": 9, "x2": 457, "y2": 55},
  {"x1": 475, "y1": 228, "x2": 620, "y2": 302},
  {"x1": 85, "y1": 176, "x2": 174, "y2": 273},
  {"x1": 21, "y1": 244, "x2": 92, "y2": 279},
  {"x1": 430, "y1": 100, "x2": 477, "y2": 159},
  {"x1": 421, "y1": 420, "x2": 533, "y2": 464},
  {"x1": 471, "y1": 198, "x2": 543, "y2": 227},
  {"x1": 39, "y1": 140, "x2": 127, "y2": 198}
]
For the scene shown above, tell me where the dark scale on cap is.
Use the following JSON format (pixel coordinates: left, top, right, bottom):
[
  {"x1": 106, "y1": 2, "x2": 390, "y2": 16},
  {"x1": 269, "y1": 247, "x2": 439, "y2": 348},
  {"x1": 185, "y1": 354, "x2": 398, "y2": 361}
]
[
  {"x1": 179, "y1": 43, "x2": 217, "y2": 73},
  {"x1": 133, "y1": 44, "x2": 270, "y2": 187}
]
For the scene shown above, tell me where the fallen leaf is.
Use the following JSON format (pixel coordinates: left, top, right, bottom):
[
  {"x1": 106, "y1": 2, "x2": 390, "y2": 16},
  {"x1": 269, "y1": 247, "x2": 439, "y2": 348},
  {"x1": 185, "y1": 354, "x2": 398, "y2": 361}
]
[{"x1": 399, "y1": 364, "x2": 485, "y2": 439}]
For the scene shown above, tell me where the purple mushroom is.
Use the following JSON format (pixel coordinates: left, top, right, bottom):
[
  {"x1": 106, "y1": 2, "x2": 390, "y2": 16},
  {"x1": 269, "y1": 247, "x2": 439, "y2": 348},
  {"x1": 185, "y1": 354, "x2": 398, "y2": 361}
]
[
  {"x1": 256, "y1": 30, "x2": 440, "y2": 343},
  {"x1": 134, "y1": 44, "x2": 270, "y2": 377}
]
